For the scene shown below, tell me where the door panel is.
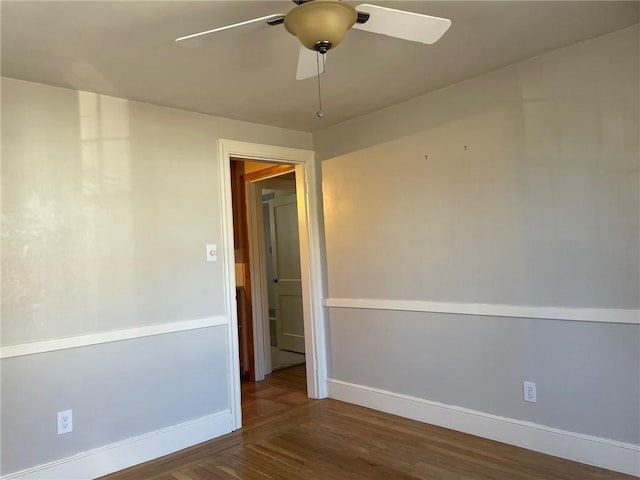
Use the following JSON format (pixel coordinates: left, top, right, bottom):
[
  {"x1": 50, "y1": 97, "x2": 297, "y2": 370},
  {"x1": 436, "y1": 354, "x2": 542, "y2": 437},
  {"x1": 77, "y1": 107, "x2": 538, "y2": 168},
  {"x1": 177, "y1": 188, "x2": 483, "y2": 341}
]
[
  {"x1": 271, "y1": 194, "x2": 305, "y2": 354},
  {"x1": 273, "y1": 201, "x2": 301, "y2": 278},
  {"x1": 277, "y1": 285, "x2": 305, "y2": 353}
]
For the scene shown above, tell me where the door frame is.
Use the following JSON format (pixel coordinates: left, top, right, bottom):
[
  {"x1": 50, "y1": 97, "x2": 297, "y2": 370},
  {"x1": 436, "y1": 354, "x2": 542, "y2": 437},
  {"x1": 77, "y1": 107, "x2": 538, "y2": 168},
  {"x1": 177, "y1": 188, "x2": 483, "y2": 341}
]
[
  {"x1": 245, "y1": 167, "x2": 296, "y2": 379},
  {"x1": 218, "y1": 139, "x2": 327, "y2": 430}
]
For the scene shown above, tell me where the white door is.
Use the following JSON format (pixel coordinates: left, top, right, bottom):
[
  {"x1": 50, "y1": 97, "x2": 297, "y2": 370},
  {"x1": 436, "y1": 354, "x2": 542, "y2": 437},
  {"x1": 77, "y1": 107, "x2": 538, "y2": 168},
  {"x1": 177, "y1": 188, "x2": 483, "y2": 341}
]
[{"x1": 270, "y1": 194, "x2": 305, "y2": 353}]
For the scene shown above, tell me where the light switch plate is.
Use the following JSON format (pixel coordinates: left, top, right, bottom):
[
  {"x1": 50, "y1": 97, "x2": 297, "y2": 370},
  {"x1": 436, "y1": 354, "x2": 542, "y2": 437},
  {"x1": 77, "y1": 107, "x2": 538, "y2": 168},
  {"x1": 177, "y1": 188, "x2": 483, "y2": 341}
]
[{"x1": 206, "y1": 244, "x2": 217, "y2": 262}]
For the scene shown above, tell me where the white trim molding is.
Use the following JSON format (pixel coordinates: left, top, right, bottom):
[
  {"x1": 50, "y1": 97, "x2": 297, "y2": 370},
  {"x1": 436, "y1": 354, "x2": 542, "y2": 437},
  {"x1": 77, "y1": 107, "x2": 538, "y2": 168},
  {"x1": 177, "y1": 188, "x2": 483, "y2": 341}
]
[
  {"x1": 0, "y1": 317, "x2": 227, "y2": 359},
  {"x1": 0, "y1": 410, "x2": 233, "y2": 480},
  {"x1": 328, "y1": 379, "x2": 640, "y2": 477},
  {"x1": 324, "y1": 298, "x2": 640, "y2": 324},
  {"x1": 218, "y1": 139, "x2": 328, "y2": 433}
]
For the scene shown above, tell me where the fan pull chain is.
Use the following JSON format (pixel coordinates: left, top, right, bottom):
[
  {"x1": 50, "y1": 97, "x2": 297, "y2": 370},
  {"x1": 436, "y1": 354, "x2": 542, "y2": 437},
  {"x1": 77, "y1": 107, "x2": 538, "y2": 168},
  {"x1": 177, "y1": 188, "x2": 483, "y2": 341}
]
[{"x1": 316, "y1": 51, "x2": 325, "y2": 118}]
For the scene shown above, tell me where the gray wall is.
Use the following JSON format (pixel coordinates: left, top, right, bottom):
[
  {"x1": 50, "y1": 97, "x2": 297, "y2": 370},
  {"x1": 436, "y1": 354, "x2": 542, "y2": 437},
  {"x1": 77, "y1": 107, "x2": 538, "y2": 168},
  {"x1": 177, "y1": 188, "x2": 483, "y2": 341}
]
[
  {"x1": 1, "y1": 78, "x2": 311, "y2": 345},
  {"x1": 329, "y1": 309, "x2": 640, "y2": 444},
  {"x1": 317, "y1": 25, "x2": 639, "y2": 443},
  {"x1": 0, "y1": 77, "x2": 312, "y2": 475},
  {"x1": 1, "y1": 328, "x2": 229, "y2": 473}
]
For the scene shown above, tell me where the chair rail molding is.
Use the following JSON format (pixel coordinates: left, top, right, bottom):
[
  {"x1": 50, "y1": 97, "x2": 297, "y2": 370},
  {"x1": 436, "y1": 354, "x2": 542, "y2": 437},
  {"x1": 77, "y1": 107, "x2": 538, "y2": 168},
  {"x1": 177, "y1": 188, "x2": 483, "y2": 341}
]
[
  {"x1": 0, "y1": 316, "x2": 227, "y2": 359},
  {"x1": 324, "y1": 298, "x2": 640, "y2": 324}
]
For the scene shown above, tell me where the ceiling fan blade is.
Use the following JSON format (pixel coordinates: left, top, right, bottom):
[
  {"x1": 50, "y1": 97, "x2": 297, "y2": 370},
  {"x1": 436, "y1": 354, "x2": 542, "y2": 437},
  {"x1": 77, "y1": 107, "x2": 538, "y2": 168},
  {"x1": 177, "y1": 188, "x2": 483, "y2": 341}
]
[
  {"x1": 175, "y1": 14, "x2": 285, "y2": 44},
  {"x1": 296, "y1": 45, "x2": 326, "y2": 80},
  {"x1": 353, "y1": 4, "x2": 451, "y2": 45}
]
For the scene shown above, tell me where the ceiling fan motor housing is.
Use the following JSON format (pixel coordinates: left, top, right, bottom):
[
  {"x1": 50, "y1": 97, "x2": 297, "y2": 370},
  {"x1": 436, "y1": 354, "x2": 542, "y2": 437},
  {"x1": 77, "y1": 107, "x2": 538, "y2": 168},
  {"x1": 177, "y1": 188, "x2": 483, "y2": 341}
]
[{"x1": 284, "y1": 0, "x2": 357, "y2": 52}]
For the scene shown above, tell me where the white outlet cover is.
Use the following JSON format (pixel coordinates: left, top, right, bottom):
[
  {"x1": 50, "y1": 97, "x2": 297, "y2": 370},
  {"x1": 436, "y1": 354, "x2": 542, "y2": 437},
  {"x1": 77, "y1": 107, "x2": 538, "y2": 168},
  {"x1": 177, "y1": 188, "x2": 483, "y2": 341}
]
[
  {"x1": 523, "y1": 381, "x2": 537, "y2": 403},
  {"x1": 57, "y1": 410, "x2": 73, "y2": 434}
]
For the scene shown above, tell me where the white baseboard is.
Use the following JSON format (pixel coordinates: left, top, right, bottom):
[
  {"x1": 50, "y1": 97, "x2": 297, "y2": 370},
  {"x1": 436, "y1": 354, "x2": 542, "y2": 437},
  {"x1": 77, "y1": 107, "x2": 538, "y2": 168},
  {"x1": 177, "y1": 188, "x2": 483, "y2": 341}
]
[
  {"x1": 328, "y1": 379, "x2": 640, "y2": 477},
  {"x1": 2, "y1": 410, "x2": 234, "y2": 479}
]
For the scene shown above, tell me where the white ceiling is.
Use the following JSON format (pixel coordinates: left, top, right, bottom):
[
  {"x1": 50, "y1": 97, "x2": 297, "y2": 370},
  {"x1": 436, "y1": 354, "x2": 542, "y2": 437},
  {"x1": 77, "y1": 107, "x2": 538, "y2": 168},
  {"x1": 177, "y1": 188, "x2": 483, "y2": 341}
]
[{"x1": 2, "y1": 1, "x2": 638, "y2": 132}]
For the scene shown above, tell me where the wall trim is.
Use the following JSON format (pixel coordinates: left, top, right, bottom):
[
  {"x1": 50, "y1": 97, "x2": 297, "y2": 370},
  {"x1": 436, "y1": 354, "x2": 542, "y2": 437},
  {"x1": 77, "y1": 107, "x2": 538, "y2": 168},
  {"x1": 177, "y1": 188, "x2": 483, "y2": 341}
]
[
  {"x1": 328, "y1": 379, "x2": 640, "y2": 477},
  {"x1": 324, "y1": 298, "x2": 639, "y2": 324},
  {"x1": 0, "y1": 316, "x2": 227, "y2": 359},
  {"x1": 219, "y1": 139, "x2": 328, "y2": 434},
  {"x1": 1, "y1": 410, "x2": 233, "y2": 480}
]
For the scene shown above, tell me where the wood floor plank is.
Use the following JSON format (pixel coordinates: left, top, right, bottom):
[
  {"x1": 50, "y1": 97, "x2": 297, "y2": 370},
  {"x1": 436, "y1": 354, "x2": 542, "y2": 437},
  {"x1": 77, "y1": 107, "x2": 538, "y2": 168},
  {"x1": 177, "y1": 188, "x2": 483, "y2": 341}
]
[{"x1": 101, "y1": 365, "x2": 635, "y2": 480}]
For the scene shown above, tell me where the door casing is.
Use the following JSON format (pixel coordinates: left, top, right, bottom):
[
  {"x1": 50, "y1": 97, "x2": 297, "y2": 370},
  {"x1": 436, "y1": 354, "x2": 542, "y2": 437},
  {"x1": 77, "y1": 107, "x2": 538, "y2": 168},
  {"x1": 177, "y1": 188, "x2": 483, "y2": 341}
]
[{"x1": 218, "y1": 139, "x2": 327, "y2": 430}]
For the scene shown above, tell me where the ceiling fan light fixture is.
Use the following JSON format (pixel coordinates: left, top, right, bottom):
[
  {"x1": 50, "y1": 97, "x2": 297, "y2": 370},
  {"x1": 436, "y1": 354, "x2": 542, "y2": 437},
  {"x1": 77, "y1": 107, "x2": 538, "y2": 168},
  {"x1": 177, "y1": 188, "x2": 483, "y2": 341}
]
[{"x1": 284, "y1": 0, "x2": 357, "y2": 52}]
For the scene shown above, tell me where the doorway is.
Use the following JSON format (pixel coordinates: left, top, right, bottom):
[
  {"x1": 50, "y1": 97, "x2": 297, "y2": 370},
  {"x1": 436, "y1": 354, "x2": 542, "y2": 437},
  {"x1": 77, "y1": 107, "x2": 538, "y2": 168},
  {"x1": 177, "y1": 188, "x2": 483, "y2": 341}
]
[
  {"x1": 260, "y1": 179, "x2": 306, "y2": 371},
  {"x1": 218, "y1": 139, "x2": 327, "y2": 431},
  {"x1": 231, "y1": 160, "x2": 307, "y2": 382}
]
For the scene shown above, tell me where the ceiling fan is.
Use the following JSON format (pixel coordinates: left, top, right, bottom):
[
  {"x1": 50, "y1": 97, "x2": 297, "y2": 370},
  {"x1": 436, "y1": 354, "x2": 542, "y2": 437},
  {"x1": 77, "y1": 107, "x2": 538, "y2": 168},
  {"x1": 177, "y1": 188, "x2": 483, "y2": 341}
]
[{"x1": 176, "y1": 0, "x2": 451, "y2": 80}]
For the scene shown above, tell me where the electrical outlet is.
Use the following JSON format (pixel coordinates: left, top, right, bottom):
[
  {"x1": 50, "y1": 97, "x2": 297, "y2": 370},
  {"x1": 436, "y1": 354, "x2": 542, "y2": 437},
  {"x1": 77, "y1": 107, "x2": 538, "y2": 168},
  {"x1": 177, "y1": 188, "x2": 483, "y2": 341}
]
[
  {"x1": 57, "y1": 410, "x2": 73, "y2": 434},
  {"x1": 523, "y1": 381, "x2": 537, "y2": 403}
]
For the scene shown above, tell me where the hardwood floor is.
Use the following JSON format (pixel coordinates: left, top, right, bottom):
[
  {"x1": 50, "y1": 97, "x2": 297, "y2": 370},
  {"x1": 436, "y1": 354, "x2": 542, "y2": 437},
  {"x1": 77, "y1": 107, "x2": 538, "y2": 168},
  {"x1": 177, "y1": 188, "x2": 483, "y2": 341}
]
[
  {"x1": 241, "y1": 363, "x2": 309, "y2": 425},
  {"x1": 262, "y1": 363, "x2": 307, "y2": 392},
  {"x1": 102, "y1": 366, "x2": 633, "y2": 480}
]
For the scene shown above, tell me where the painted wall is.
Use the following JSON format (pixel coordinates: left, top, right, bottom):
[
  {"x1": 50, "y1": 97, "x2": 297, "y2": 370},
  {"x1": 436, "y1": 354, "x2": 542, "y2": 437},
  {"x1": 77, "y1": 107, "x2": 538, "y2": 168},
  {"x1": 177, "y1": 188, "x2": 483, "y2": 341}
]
[
  {"x1": 0, "y1": 77, "x2": 312, "y2": 475},
  {"x1": 317, "y1": 23, "x2": 639, "y2": 450}
]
